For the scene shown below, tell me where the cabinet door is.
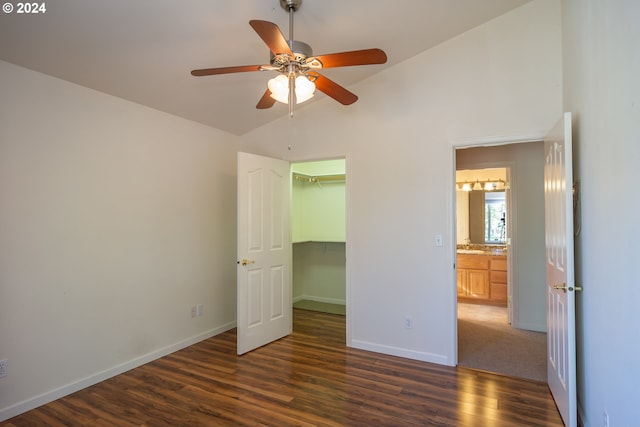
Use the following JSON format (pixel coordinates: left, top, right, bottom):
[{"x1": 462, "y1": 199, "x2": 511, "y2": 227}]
[
  {"x1": 467, "y1": 269, "x2": 490, "y2": 299},
  {"x1": 490, "y1": 284, "x2": 507, "y2": 304},
  {"x1": 457, "y1": 269, "x2": 466, "y2": 297}
]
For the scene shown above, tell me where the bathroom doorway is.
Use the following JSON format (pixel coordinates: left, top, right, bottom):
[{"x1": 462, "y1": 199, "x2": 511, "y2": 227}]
[
  {"x1": 455, "y1": 142, "x2": 547, "y2": 382},
  {"x1": 291, "y1": 159, "x2": 346, "y2": 317}
]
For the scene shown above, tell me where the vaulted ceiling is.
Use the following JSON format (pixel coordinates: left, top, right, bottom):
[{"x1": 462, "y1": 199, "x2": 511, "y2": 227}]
[{"x1": 0, "y1": 0, "x2": 531, "y2": 135}]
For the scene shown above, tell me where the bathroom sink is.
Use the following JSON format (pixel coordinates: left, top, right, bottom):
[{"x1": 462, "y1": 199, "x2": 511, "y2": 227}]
[{"x1": 457, "y1": 249, "x2": 486, "y2": 254}]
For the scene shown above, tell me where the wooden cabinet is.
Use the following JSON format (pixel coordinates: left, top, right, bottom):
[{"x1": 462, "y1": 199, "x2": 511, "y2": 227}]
[
  {"x1": 490, "y1": 257, "x2": 508, "y2": 305},
  {"x1": 457, "y1": 268, "x2": 490, "y2": 299},
  {"x1": 457, "y1": 254, "x2": 507, "y2": 306},
  {"x1": 457, "y1": 255, "x2": 490, "y2": 300}
]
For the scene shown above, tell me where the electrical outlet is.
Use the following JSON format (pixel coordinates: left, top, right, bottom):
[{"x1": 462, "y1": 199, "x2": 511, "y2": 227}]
[
  {"x1": 0, "y1": 359, "x2": 8, "y2": 378},
  {"x1": 404, "y1": 316, "x2": 413, "y2": 329},
  {"x1": 191, "y1": 306, "x2": 197, "y2": 318}
]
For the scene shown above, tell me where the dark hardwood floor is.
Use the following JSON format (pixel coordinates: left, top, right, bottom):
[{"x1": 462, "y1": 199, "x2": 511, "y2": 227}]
[{"x1": 2, "y1": 309, "x2": 563, "y2": 426}]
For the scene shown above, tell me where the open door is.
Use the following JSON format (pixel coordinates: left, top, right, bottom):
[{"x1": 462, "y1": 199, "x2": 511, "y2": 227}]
[
  {"x1": 544, "y1": 112, "x2": 577, "y2": 427},
  {"x1": 237, "y1": 152, "x2": 291, "y2": 355}
]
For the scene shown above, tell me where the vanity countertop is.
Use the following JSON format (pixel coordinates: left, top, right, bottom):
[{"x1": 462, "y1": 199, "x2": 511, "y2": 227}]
[{"x1": 456, "y1": 245, "x2": 506, "y2": 256}]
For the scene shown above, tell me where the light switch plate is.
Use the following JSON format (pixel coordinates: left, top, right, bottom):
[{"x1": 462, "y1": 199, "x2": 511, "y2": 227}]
[{"x1": 435, "y1": 234, "x2": 443, "y2": 247}]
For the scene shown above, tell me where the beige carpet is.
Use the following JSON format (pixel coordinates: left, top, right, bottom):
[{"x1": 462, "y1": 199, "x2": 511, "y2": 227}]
[
  {"x1": 458, "y1": 303, "x2": 547, "y2": 382},
  {"x1": 293, "y1": 300, "x2": 346, "y2": 315}
]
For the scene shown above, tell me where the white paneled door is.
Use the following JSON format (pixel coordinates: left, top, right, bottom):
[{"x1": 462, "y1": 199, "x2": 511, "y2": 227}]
[
  {"x1": 544, "y1": 112, "x2": 577, "y2": 427},
  {"x1": 237, "y1": 152, "x2": 291, "y2": 355}
]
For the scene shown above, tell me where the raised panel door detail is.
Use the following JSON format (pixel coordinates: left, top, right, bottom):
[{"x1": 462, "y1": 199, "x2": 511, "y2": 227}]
[
  {"x1": 247, "y1": 169, "x2": 263, "y2": 253},
  {"x1": 457, "y1": 269, "x2": 465, "y2": 297},
  {"x1": 270, "y1": 169, "x2": 284, "y2": 251},
  {"x1": 247, "y1": 269, "x2": 263, "y2": 328},
  {"x1": 467, "y1": 269, "x2": 489, "y2": 299},
  {"x1": 545, "y1": 142, "x2": 566, "y2": 273},
  {"x1": 270, "y1": 265, "x2": 284, "y2": 320}
]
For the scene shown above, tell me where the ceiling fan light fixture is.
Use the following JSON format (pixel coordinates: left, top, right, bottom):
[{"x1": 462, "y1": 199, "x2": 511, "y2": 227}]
[
  {"x1": 268, "y1": 74, "x2": 315, "y2": 104},
  {"x1": 268, "y1": 75, "x2": 289, "y2": 103},
  {"x1": 295, "y1": 75, "x2": 315, "y2": 102}
]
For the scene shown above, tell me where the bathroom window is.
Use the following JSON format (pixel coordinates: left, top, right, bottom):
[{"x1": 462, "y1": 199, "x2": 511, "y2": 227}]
[{"x1": 485, "y1": 191, "x2": 506, "y2": 243}]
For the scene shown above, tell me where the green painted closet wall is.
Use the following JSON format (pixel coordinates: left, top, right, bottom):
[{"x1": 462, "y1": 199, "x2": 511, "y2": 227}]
[{"x1": 291, "y1": 159, "x2": 346, "y2": 305}]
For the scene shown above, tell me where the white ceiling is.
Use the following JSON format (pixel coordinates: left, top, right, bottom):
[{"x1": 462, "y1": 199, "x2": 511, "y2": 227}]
[{"x1": 0, "y1": 0, "x2": 531, "y2": 136}]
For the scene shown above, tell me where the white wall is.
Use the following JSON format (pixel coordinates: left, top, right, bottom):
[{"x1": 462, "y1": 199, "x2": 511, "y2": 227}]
[
  {"x1": 292, "y1": 179, "x2": 346, "y2": 243},
  {"x1": 562, "y1": 0, "x2": 640, "y2": 425},
  {"x1": 241, "y1": 0, "x2": 562, "y2": 364},
  {"x1": 292, "y1": 242, "x2": 346, "y2": 305},
  {"x1": 0, "y1": 60, "x2": 239, "y2": 420}
]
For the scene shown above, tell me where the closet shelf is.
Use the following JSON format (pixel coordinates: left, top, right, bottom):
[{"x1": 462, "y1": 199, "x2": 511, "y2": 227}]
[
  {"x1": 293, "y1": 172, "x2": 345, "y2": 184},
  {"x1": 293, "y1": 240, "x2": 346, "y2": 244}
]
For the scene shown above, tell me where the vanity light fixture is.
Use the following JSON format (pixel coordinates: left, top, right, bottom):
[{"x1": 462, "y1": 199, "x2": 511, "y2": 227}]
[
  {"x1": 484, "y1": 181, "x2": 497, "y2": 191},
  {"x1": 460, "y1": 182, "x2": 473, "y2": 192},
  {"x1": 456, "y1": 179, "x2": 507, "y2": 192}
]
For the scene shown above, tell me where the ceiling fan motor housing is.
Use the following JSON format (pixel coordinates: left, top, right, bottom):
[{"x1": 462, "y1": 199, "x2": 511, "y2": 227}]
[
  {"x1": 271, "y1": 40, "x2": 313, "y2": 63},
  {"x1": 270, "y1": 40, "x2": 322, "y2": 74},
  {"x1": 279, "y1": 0, "x2": 302, "y2": 11}
]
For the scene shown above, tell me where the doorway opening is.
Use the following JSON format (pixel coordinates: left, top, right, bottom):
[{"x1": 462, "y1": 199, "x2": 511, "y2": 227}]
[
  {"x1": 291, "y1": 159, "x2": 346, "y2": 318},
  {"x1": 455, "y1": 142, "x2": 547, "y2": 382}
]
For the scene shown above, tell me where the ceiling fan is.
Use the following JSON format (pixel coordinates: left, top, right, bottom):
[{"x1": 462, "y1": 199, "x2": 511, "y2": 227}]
[{"x1": 190, "y1": 0, "x2": 388, "y2": 116}]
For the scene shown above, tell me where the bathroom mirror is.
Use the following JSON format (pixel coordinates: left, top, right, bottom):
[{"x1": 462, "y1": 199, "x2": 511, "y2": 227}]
[
  {"x1": 468, "y1": 190, "x2": 506, "y2": 244},
  {"x1": 456, "y1": 168, "x2": 507, "y2": 245}
]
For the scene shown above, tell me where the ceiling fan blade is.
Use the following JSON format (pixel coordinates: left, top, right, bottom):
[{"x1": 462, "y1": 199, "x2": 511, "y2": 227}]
[
  {"x1": 191, "y1": 65, "x2": 262, "y2": 76},
  {"x1": 311, "y1": 73, "x2": 358, "y2": 105},
  {"x1": 249, "y1": 20, "x2": 293, "y2": 56},
  {"x1": 256, "y1": 89, "x2": 276, "y2": 109},
  {"x1": 309, "y1": 48, "x2": 387, "y2": 69}
]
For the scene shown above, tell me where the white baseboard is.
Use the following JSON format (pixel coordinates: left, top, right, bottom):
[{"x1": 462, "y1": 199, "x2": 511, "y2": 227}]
[
  {"x1": 349, "y1": 339, "x2": 452, "y2": 366},
  {"x1": 296, "y1": 295, "x2": 346, "y2": 306},
  {"x1": 513, "y1": 321, "x2": 546, "y2": 333},
  {"x1": 0, "y1": 321, "x2": 237, "y2": 422}
]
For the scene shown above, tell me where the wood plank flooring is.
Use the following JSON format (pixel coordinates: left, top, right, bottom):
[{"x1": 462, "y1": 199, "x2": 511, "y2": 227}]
[{"x1": 2, "y1": 309, "x2": 564, "y2": 426}]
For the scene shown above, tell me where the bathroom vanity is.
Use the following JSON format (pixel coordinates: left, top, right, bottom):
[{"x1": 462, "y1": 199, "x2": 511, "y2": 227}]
[{"x1": 457, "y1": 251, "x2": 507, "y2": 306}]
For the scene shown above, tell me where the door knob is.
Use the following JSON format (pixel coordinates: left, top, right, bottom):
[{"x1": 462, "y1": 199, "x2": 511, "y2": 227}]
[
  {"x1": 553, "y1": 283, "x2": 567, "y2": 292},
  {"x1": 553, "y1": 283, "x2": 582, "y2": 292},
  {"x1": 240, "y1": 258, "x2": 255, "y2": 266}
]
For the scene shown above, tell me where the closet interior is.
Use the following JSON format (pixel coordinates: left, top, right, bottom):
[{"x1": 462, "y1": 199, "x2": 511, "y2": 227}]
[{"x1": 292, "y1": 159, "x2": 346, "y2": 315}]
